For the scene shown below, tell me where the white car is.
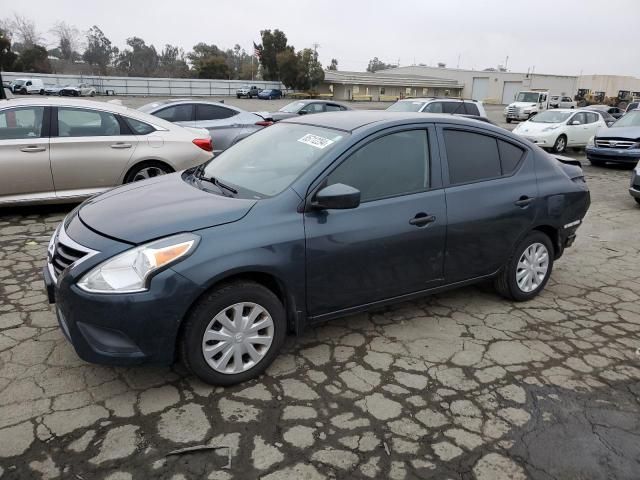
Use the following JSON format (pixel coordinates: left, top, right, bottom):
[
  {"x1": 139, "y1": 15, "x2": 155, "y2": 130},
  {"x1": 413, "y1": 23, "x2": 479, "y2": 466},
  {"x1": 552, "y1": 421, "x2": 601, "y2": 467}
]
[
  {"x1": 387, "y1": 98, "x2": 487, "y2": 117},
  {"x1": 10, "y1": 78, "x2": 45, "y2": 95},
  {"x1": 550, "y1": 95, "x2": 577, "y2": 109},
  {"x1": 0, "y1": 97, "x2": 213, "y2": 205},
  {"x1": 512, "y1": 109, "x2": 608, "y2": 153},
  {"x1": 59, "y1": 83, "x2": 97, "y2": 97}
]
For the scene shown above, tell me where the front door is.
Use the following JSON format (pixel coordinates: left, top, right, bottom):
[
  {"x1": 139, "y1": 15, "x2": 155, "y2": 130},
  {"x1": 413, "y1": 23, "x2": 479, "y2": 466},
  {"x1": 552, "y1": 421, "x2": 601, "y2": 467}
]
[
  {"x1": 0, "y1": 106, "x2": 54, "y2": 202},
  {"x1": 566, "y1": 112, "x2": 590, "y2": 145},
  {"x1": 305, "y1": 127, "x2": 446, "y2": 318},
  {"x1": 438, "y1": 126, "x2": 538, "y2": 282},
  {"x1": 49, "y1": 107, "x2": 138, "y2": 197}
]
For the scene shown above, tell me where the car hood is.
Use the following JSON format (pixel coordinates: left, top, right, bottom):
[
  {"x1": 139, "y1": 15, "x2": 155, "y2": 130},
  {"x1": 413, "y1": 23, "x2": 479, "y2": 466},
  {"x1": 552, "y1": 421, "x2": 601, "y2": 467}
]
[
  {"x1": 510, "y1": 102, "x2": 538, "y2": 108},
  {"x1": 597, "y1": 126, "x2": 640, "y2": 140},
  {"x1": 515, "y1": 122, "x2": 561, "y2": 134},
  {"x1": 78, "y1": 173, "x2": 257, "y2": 244},
  {"x1": 270, "y1": 112, "x2": 297, "y2": 121}
]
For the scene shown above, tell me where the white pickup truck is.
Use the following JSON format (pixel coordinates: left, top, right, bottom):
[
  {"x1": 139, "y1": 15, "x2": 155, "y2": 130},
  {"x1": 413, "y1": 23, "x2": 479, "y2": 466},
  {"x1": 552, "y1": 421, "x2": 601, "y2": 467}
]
[{"x1": 504, "y1": 90, "x2": 549, "y2": 123}]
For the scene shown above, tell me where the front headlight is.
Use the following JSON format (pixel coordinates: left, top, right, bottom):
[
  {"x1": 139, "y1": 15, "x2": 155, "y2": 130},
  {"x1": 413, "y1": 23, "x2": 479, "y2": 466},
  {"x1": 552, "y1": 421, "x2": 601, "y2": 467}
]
[
  {"x1": 542, "y1": 125, "x2": 561, "y2": 132},
  {"x1": 587, "y1": 136, "x2": 595, "y2": 147},
  {"x1": 78, "y1": 233, "x2": 199, "y2": 293}
]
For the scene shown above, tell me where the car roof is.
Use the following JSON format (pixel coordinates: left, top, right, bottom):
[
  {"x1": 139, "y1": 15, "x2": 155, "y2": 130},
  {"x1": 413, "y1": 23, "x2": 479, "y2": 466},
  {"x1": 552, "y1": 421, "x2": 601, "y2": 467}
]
[
  {"x1": 281, "y1": 110, "x2": 503, "y2": 133},
  {"x1": 139, "y1": 99, "x2": 244, "y2": 113}
]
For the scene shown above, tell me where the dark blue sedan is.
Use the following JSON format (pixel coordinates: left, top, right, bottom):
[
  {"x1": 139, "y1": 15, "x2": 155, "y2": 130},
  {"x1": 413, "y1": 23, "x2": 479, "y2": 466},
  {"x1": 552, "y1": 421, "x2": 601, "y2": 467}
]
[
  {"x1": 44, "y1": 112, "x2": 590, "y2": 385},
  {"x1": 258, "y1": 89, "x2": 282, "y2": 100}
]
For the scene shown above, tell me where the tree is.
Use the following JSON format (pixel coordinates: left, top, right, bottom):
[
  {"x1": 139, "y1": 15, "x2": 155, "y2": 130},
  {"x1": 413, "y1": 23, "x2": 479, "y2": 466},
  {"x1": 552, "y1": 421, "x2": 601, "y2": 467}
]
[
  {"x1": 276, "y1": 48, "x2": 298, "y2": 89},
  {"x1": 327, "y1": 58, "x2": 338, "y2": 71},
  {"x1": 4, "y1": 14, "x2": 42, "y2": 52},
  {"x1": 0, "y1": 28, "x2": 17, "y2": 70},
  {"x1": 366, "y1": 57, "x2": 396, "y2": 73},
  {"x1": 116, "y1": 37, "x2": 158, "y2": 76},
  {"x1": 50, "y1": 21, "x2": 81, "y2": 62},
  {"x1": 188, "y1": 43, "x2": 229, "y2": 79},
  {"x1": 258, "y1": 29, "x2": 288, "y2": 80},
  {"x1": 12, "y1": 44, "x2": 50, "y2": 73},
  {"x1": 83, "y1": 26, "x2": 117, "y2": 75},
  {"x1": 157, "y1": 44, "x2": 189, "y2": 77},
  {"x1": 295, "y1": 48, "x2": 324, "y2": 91}
]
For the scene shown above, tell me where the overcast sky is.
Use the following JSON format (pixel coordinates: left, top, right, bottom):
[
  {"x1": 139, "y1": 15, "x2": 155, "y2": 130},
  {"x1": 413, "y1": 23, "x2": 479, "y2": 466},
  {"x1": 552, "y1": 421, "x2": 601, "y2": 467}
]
[{"x1": 6, "y1": 0, "x2": 640, "y2": 77}]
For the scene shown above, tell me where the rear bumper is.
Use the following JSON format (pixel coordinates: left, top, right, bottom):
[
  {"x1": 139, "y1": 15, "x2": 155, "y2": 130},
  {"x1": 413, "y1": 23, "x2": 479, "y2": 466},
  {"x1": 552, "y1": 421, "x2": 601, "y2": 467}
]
[{"x1": 586, "y1": 146, "x2": 640, "y2": 164}]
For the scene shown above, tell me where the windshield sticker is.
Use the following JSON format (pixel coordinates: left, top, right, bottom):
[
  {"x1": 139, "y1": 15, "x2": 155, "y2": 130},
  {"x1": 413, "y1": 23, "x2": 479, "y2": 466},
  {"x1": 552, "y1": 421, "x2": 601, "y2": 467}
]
[{"x1": 298, "y1": 133, "x2": 335, "y2": 149}]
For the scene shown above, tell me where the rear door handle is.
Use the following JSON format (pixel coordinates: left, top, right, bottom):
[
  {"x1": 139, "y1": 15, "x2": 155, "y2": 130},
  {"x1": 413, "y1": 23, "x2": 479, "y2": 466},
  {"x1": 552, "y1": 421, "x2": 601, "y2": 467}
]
[
  {"x1": 514, "y1": 196, "x2": 535, "y2": 207},
  {"x1": 20, "y1": 146, "x2": 46, "y2": 153},
  {"x1": 409, "y1": 213, "x2": 436, "y2": 227},
  {"x1": 110, "y1": 143, "x2": 132, "y2": 149}
]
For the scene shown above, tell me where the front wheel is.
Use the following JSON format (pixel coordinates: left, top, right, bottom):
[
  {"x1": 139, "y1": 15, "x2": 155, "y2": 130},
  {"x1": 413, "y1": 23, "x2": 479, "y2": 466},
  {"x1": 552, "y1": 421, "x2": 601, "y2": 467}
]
[
  {"x1": 506, "y1": 118, "x2": 512, "y2": 124},
  {"x1": 181, "y1": 281, "x2": 287, "y2": 385},
  {"x1": 494, "y1": 231, "x2": 554, "y2": 301},
  {"x1": 552, "y1": 135, "x2": 567, "y2": 153}
]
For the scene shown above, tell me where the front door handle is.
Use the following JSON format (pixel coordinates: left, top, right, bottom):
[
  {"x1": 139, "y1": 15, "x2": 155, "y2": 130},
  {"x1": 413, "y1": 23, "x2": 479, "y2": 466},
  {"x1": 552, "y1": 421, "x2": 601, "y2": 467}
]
[
  {"x1": 110, "y1": 143, "x2": 132, "y2": 149},
  {"x1": 20, "y1": 145, "x2": 46, "y2": 153},
  {"x1": 515, "y1": 196, "x2": 535, "y2": 207},
  {"x1": 409, "y1": 213, "x2": 436, "y2": 227}
]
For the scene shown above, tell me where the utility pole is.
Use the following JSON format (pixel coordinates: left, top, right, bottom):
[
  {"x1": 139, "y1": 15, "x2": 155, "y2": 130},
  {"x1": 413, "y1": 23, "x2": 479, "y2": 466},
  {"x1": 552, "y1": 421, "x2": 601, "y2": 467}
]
[
  {"x1": 504, "y1": 55, "x2": 509, "y2": 71},
  {"x1": 457, "y1": 54, "x2": 461, "y2": 69}
]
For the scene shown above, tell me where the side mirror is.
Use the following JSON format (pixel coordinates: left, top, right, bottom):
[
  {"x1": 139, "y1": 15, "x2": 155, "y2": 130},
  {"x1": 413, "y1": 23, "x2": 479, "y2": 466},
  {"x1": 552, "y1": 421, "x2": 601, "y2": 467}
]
[
  {"x1": 298, "y1": 110, "x2": 308, "y2": 115},
  {"x1": 570, "y1": 120, "x2": 581, "y2": 125},
  {"x1": 312, "y1": 183, "x2": 360, "y2": 210}
]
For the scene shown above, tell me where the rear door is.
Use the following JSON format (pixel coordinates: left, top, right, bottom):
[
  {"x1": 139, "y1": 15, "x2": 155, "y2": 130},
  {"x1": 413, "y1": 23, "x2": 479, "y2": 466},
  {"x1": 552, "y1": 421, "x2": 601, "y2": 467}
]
[
  {"x1": 49, "y1": 106, "x2": 139, "y2": 197},
  {"x1": 438, "y1": 125, "x2": 537, "y2": 282},
  {"x1": 584, "y1": 112, "x2": 603, "y2": 141},
  {"x1": 195, "y1": 103, "x2": 242, "y2": 153},
  {"x1": 0, "y1": 106, "x2": 54, "y2": 203}
]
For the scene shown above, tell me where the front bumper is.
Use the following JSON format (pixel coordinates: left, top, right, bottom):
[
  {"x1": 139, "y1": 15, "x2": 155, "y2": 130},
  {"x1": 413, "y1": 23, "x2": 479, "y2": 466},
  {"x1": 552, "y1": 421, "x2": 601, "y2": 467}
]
[
  {"x1": 586, "y1": 146, "x2": 640, "y2": 165},
  {"x1": 516, "y1": 130, "x2": 558, "y2": 147}
]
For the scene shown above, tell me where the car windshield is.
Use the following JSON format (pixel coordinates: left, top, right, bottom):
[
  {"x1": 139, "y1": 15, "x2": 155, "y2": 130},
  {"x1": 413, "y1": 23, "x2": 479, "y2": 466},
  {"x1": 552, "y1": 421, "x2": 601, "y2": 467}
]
[
  {"x1": 627, "y1": 103, "x2": 639, "y2": 112},
  {"x1": 530, "y1": 111, "x2": 573, "y2": 123},
  {"x1": 261, "y1": 90, "x2": 272, "y2": 94},
  {"x1": 516, "y1": 92, "x2": 540, "y2": 102},
  {"x1": 279, "y1": 102, "x2": 306, "y2": 113},
  {"x1": 386, "y1": 101, "x2": 426, "y2": 112},
  {"x1": 201, "y1": 123, "x2": 349, "y2": 197},
  {"x1": 611, "y1": 111, "x2": 640, "y2": 128}
]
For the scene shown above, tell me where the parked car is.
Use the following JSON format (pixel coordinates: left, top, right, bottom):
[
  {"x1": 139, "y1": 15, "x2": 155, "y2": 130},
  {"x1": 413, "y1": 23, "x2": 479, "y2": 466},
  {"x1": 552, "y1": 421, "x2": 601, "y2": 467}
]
[
  {"x1": 10, "y1": 78, "x2": 45, "y2": 95},
  {"x1": 512, "y1": 109, "x2": 608, "y2": 153},
  {"x1": 586, "y1": 109, "x2": 640, "y2": 166},
  {"x1": 258, "y1": 89, "x2": 283, "y2": 100},
  {"x1": 580, "y1": 107, "x2": 617, "y2": 126},
  {"x1": 43, "y1": 111, "x2": 590, "y2": 385},
  {"x1": 44, "y1": 84, "x2": 66, "y2": 95},
  {"x1": 583, "y1": 104, "x2": 624, "y2": 119},
  {"x1": 59, "y1": 83, "x2": 96, "y2": 97},
  {"x1": 270, "y1": 100, "x2": 352, "y2": 122},
  {"x1": 388, "y1": 98, "x2": 487, "y2": 117},
  {"x1": 0, "y1": 98, "x2": 213, "y2": 206},
  {"x1": 629, "y1": 163, "x2": 640, "y2": 205},
  {"x1": 236, "y1": 85, "x2": 261, "y2": 99},
  {"x1": 504, "y1": 90, "x2": 549, "y2": 122},
  {"x1": 549, "y1": 95, "x2": 577, "y2": 109},
  {"x1": 625, "y1": 102, "x2": 639, "y2": 113},
  {"x1": 139, "y1": 100, "x2": 273, "y2": 155}
]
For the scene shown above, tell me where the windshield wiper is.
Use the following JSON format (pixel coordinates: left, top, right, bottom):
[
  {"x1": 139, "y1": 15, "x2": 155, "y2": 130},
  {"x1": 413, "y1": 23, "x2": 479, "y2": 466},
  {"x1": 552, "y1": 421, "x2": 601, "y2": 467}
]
[{"x1": 196, "y1": 172, "x2": 238, "y2": 196}]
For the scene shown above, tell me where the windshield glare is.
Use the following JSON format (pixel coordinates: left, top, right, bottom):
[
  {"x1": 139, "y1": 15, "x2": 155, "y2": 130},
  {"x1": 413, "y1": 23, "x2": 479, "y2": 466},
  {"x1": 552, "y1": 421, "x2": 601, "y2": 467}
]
[
  {"x1": 279, "y1": 102, "x2": 306, "y2": 113},
  {"x1": 516, "y1": 92, "x2": 540, "y2": 103},
  {"x1": 386, "y1": 101, "x2": 426, "y2": 112},
  {"x1": 611, "y1": 111, "x2": 640, "y2": 128},
  {"x1": 530, "y1": 111, "x2": 572, "y2": 123},
  {"x1": 202, "y1": 124, "x2": 348, "y2": 197}
]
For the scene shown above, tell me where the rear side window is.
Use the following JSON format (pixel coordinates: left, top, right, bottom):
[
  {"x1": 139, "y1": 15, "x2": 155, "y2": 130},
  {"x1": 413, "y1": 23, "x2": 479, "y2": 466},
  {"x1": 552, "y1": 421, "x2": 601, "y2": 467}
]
[
  {"x1": 498, "y1": 140, "x2": 525, "y2": 175},
  {"x1": 423, "y1": 102, "x2": 444, "y2": 113},
  {"x1": 196, "y1": 104, "x2": 237, "y2": 121},
  {"x1": 325, "y1": 104, "x2": 342, "y2": 112},
  {"x1": 442, "y1": 102, "x2": 465, "y2": 114},
  {"x1": 443, "y1": 130, "x2": 501, "y2": 184},
  {"x1": 585, "y1": 112, "x2": 599, "y2": 124},
  {"x1": 154, "y1": 104, "x2": 193, "y2": 122},
  {"x1": 464, "y1": 103, "x2": 480, "y2": 116},
  {"x1": 327, "y1": 130, "x2": 429, "y2": 202},
  {"x1": 125, "y1": 117, "x2": 155, "y2": 135}
]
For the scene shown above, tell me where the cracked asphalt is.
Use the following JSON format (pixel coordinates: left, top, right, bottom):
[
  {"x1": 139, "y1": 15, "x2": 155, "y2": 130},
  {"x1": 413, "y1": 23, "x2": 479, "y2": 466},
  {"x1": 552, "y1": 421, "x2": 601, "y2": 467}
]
[{"x1": 1, "y1": 141, "x2": 640, "y2": 479}]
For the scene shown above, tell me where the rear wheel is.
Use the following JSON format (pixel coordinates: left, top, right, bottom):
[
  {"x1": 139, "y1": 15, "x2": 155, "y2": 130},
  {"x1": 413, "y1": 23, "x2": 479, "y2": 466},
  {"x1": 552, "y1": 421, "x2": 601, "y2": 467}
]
[
  {"x1": 495, "y1": 231, "x2": 554, "y2": 301},
  {"x1": 181, "y1": 281, "x2": 287, "y2": 385},
  {"x1": 124, "y1": 161, "x2": 173, "y2": 183},
  {"x1": 589, "y1": 159, "x2": 605, "y2": 167},
  {"x1": 552, "y1": 135, "x2": 567, "y2": 153}
]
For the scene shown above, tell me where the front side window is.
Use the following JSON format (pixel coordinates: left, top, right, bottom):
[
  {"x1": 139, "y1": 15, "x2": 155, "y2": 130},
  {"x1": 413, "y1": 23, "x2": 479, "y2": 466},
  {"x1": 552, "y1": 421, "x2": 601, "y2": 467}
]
[
  {"x1": 57, "y1": 108, "x2": 121, "y2": 137},
  {"x1": 301, "y1": 103, "x2": 325, "y2": 114},
  {"x1": 0, "y1": 107, "x2": 45, "y2": 140},
  {"x1": 325, "y1": 104, "x2": 342, "y2": 112},
  {"x1": 196, "y1": 104, "x2": 237, "y2": 121},
  {"x1": 443, "y1": 130, "x2": 501, "y2": 184},
  {"x1": 279, "y1": 102, "x2": 306, "y2": 113},
  {"x1": 154, "y1": 104, "x2": 193, "y2": 122},
  {"x1": 569, "y1": 113, "x2": 587, "y2": 125},
  {"x1": 585, "y1": 112, "x2": 599, "y2": 124},
  {"x1": 327, "y1": 130, "x2": 429, "y2": 202}
]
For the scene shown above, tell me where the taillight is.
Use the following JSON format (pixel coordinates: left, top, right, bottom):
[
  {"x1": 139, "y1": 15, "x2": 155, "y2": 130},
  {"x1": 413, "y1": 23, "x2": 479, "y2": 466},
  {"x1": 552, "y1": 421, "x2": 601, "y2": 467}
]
[
  {"x1": 193, "y1": 138, "x2": 213, "y2": 152},
  {"x1": 255, "y1": 120, "x2": 274, "y2": 127}
]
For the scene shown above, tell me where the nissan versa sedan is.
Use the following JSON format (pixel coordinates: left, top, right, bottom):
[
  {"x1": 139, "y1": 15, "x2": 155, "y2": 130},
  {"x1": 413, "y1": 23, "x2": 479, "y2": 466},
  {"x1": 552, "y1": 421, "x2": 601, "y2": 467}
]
[
  {"x1": 139, "y1": 100, "x2": 273, "y2": 155},
  {"x1": 43, "y1": 112, "x2": 590, "y2": 385},
  {"x1": 0, "y1": 98, "x2": 213, "y2": 205},
  {"x1": 586, "y1": 109, "x2": 640, "y2": 166}
]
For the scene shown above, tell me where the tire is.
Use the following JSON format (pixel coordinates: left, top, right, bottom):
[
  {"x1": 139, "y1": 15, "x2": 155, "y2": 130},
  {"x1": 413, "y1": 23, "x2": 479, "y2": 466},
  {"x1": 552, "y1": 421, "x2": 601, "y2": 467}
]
[
  {"x1": 506, "y1": 118, "x2": 512, "y2": 124},
  {"x1": 90, "y1": 91, "x2": 95, "y2": 97},
  {"x1": 124, "y1": 161, "x2": 173, "y2": 183},
  {"x1": 39, "y1": 89, "x2": 45, "y2": 95},
  {"x1": 494, "y1": 231, "x2": 554, "y2": 302},
  {"x1": 237, "y1": 95, "x2": 241, "y2": 99},
  {"x1": 552, "y1": 135, "x2": 567, "y2": 153},
  {"x1": 180, "y1": 281, "x2": 287, "y2": 386},
  {"x1": 589, "y1": 159, "x2": 605, "y2": 167}
]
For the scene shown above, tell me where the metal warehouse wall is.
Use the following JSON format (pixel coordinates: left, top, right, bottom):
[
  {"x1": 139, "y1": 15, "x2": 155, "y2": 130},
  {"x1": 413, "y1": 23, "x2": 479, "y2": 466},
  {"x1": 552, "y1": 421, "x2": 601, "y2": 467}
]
[{"x1": 2, "y1": 72, "x2": 283, "y2": 96}]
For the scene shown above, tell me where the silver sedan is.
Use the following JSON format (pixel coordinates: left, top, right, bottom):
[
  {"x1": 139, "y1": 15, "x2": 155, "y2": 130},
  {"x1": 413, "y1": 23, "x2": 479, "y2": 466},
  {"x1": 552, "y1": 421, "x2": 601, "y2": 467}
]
[{"x1": 139, "y1": 100, "x2": 272, "y2": 155}]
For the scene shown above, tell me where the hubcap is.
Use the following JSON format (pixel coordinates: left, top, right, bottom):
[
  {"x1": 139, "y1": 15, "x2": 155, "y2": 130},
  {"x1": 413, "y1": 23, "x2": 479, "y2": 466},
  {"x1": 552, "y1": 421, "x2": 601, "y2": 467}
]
[
  {"x1": 132, "y1": 166, "x2": 166, "y2": 182},
  {"x1": 555, "y1": 138, "x2": 565, "y2": 151},
  {"x1": 516, "y1": 242, "x2": 549, "y2": 293},
  {"x1": 201, "y1": 302, "x2": 274, "y2": 374}
]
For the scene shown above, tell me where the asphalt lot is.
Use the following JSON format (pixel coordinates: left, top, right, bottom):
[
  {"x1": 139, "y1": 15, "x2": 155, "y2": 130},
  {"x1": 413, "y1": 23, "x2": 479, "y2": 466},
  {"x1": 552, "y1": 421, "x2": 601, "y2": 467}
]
[{"x1": 1, "y1": 99, "x2": 639, "y2": 479}]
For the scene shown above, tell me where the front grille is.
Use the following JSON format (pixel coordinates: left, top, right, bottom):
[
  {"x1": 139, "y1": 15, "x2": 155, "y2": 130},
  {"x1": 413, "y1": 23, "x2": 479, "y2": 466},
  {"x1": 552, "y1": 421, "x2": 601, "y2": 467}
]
[
  {"x1": 595, "y1": 139, "x2": 635, "y2": 149},
  {"x1": 51, "y1": 241, "x2": 87, "y2": 277},
  {"x1": 507, "y1": 106, "x2": 519, "y2": 116}
]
